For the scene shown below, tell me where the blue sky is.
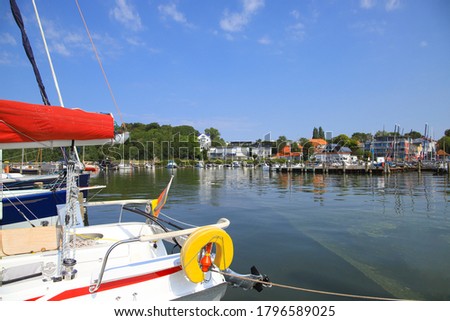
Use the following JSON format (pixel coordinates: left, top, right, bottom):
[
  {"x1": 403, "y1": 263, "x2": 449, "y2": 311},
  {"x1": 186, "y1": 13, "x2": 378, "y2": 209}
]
[{"x1": 1, "y1": 0, "x2": 449, "y2": 142}]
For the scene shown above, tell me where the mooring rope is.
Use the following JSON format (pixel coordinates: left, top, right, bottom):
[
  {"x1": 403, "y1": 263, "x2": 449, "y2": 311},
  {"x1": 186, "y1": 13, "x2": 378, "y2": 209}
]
[{"x1": 213, "y1": 269, "x2": 403, "y2": 301}]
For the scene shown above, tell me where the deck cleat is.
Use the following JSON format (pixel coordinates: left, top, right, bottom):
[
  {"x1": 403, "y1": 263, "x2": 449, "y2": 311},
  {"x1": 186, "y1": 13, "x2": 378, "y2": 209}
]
[{"x1": 224, "y1": 265, "x2": 271, "y2": 292}]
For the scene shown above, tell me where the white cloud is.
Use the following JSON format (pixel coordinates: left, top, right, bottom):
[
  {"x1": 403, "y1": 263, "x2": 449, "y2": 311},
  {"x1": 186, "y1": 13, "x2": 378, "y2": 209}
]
[
  {"x1": 158, "y1": 3, "x2": 190, "y2": 26},
  {"x1": 290, "y1": 10, "x2": 300, "y2": 20},
  {"x1": 39, "y1": 18, "x2": 125, "y2": 58},
  {"x1": 243, "y1": 0, "x2": 265, "y2": 13},
  {"x1": 0, "y1": 33, "x2": 17, "y2": 46},
  {"x1": 360, "y1": 0, "x2": 376, "y2": 9},
  {"x1": 52, "y1": 43, "x2": 71, "y2": 56},
  {"x1": 40, "y1": 19, "x2": 62, "y2": 40},
  {"x1": 126, "y1": 36, "x2": 146, "y2": 47},
  {"x1": 287, "y1": 22, "x2": 306, "y2": 40},
  {"x1": 287, "y1": 8, "x2": 307, "y2": 41},
  {"x1": 258, "y1": 36, "x2": 271, "y2": 45},
  {"x1": 0, "y1": 51, "x2": 12, "y2": 65},
  {"x1": 359, "y1": 0, "x2": 401, "y2": 11},
  {"x1": 224, "y1": 33, "x2": 235, "y2": 41},
  {"x1": 351, "y1": 20, "x2": 387, "y2": 35},
  {"x1": 40, "y1": 19, "x2": 87, "y2": 56},
  {"x1": 220, "y1": 0, "x2": 265, "y2": 33},
  {"x1": 420, "y1": 40, "x2": 428, "y2": 48},
  {"x1": 385, "y1": 0, "x2": 401, "y2": 11},
  {"x1": 64, "y1": 32, "x2": 85, "y2": 45},
  {"x1": 220, "y1": 11, "x2": 249, "y2": 32},
  {"x1": 110, "y1": 0, "x2": 143, "y2": 31}
]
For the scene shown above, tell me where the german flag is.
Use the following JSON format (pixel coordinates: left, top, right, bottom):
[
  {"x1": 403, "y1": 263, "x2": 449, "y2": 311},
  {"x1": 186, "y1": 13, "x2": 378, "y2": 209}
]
[{"x1": 151, "y1": 175, "x2": 174, "y2": 217}]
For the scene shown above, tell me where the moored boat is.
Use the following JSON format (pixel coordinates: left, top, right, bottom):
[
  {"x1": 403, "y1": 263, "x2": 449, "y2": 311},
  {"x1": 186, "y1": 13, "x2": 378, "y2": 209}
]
[
  {"x1": 0, "y1": 99, "x2": 268, "y2": 300},
  {"x1": 166, "y1": 160, "x2": 178, "y2": 169},
  {"x1": 0, "y1": 1, "x2": 268, "y2": 301}
]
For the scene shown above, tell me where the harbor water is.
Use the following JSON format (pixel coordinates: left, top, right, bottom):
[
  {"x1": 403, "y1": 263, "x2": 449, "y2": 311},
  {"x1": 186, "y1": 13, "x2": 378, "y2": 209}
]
[{"x1": 88, "y1": 167, "x2": 450, "y2": 301}]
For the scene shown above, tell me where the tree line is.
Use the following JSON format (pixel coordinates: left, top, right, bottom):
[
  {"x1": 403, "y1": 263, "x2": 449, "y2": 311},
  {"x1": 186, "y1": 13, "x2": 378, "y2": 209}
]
[{"x1": 2, "y1": 123, "x2": 449, "y2": 164}]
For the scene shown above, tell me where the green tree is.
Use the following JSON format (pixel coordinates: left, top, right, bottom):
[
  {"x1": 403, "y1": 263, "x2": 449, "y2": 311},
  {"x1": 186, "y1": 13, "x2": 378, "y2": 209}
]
[
  {"x1": 312, "y1": 127, "x2": 319, "y2": 139},
  {"x1": 333, "y1": 134, "x2": 350, "y2": 146},
  {"x1": 205, "y1": 127, "x2": 220, "y2": 141},
  {"x1": 351, "y1": 132, "x2": 373, "y2": 143},
  {"x1": 438, "y1": 136, "x2": 450, "y2": 154},
  {"x1": 404, "y1": 131, "x2": 422, "y2": 139},
  {"x1": 145, "y1": 122, "x2": 160, "y2": 131},
  {"x1": 298, "y1": 137, "x2": 309, "y2": 146},
  {"x1": 318, "y1": 126, "x2": 325, "y2": 139},
  {"x1": 276, "y1": 136, "x2": 288, "y2": 152},
  {"x1": 302, "y1": 140, "x2": 314, "y2": 161},
  {"x1": 331, "y1": 134, "x2": 361, "y2": 154},
  {"x1": 291, "y1": 142, "x2": 301, "y2": 152},
  {"x1": 205, "y1": 127, "x2": 226, "y2": 147},
  {"x1": 375, "y1": 130, "x2": 392, "y2": 137}
]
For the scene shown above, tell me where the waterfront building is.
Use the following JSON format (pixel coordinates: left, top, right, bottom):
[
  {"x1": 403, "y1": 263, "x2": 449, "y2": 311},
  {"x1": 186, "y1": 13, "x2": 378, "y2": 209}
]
[
  {"x1": 364, "y1": 136, "x2": 414, "y2": 161},
  {"x1": 207, "y1": 146, "x2": 248, "y2": 160},
  {"x1": 207, "y1": 142, "x2": 273, "y2": 161},
  {"x1": 250, "y1": 145, "x2": 273, "y2": 160},
  {"x1": 312, "y1": 144, "x2": 354, "y2": 164},
  {"x1": 309, "y1": 138, "x2": 328, "y2": 151},
  {"x1": 364, "y1": 136, "x2": 437, "y2": 162},
  {"x1": 275, "y1": 145, "x2": 302, "y2": 161},
  {"x1": 197, "y1": 133, "x2": 211, "y2": 151}
]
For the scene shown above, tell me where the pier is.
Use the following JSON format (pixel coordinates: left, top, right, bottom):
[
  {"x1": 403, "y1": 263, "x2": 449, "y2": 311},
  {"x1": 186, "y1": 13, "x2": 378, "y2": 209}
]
[{"x1": 274, "y1": 162, "x2": 449, "y2": 175}]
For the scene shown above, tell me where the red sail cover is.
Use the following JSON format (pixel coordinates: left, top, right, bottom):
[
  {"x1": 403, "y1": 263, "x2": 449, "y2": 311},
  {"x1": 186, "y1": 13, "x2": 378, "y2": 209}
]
[{"x1": 0, "y1": 99, "x2": 115, "y2": 149}]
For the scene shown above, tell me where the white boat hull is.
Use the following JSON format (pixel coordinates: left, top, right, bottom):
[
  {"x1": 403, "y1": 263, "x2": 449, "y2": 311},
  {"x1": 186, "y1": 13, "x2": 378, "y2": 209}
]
[{"x1": 0, "y1": 222, "x2": 228, "y2": 301}]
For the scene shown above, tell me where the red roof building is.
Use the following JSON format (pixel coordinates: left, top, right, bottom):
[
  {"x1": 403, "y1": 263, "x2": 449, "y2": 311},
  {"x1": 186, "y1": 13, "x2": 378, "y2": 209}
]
[{"x1": 275, "y1": 145, "x2": 303, "y2": 159}]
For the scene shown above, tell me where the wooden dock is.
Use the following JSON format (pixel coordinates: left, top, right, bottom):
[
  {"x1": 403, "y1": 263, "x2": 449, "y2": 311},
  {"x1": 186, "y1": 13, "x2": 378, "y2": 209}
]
[{"x1": 274, "y1": 163, "x2": 444, "y2": 175}]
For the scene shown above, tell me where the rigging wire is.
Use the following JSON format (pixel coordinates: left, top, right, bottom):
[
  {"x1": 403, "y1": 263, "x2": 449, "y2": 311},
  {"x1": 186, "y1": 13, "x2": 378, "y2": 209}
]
[
  {"x1": 159, "y1": 212, "x2": 198, "y2": 228},
  {"x1": 2, "y1": 186, "x2": 40, "y2": 224},
  {"x1": 74, "y1": 0, "x2": 127, "y2": 130}
]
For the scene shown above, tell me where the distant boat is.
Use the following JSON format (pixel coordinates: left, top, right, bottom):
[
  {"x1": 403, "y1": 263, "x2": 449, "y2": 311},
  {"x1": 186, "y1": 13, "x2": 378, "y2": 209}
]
[
  {"x1": 166, "y1": 160, "x2": 178, "y2": 169},
  {"x1": 261, "y1": 163, "x2": 270, "y2": 171},
  {"x1": 118, "y1": 161, "x2": 133, "y2": 170},
  {"x1": 271, "y1": 163, "x2": 280, "y2": 171},
  {"x1": 99, "y1": 158, "x2": 118, "y2": 170},
  {"x1": 83, "y1": 163, "x2": 100, "y2": 173},
  {"x1": 2, "y1": 171, "x2": 90, "y2": 191},
  {"x1": 9, "y1": 164, "x2": 40, "y2": 175}
]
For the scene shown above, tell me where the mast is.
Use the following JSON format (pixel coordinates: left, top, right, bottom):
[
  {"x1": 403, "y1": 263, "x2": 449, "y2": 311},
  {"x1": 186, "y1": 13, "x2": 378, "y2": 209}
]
[
  {"x1": 32, "y1": 0, "x2": 64, "y2": 107},
  {"x1": 31, "y1": 0, "x2": 84, "y2": 167}
]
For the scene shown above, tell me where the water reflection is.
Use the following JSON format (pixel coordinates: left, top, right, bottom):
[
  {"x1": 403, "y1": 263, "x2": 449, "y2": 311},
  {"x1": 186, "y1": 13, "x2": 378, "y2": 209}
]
[{"x1": 90, "y1": 168, "x2": 450, "y2": 300}]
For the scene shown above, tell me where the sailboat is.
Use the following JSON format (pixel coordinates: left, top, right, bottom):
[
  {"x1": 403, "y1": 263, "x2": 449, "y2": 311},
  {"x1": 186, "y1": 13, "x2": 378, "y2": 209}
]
[
  {"x1": 0, "y1": 2, "x2": 268, "y2": 301},
  {"x1": 0, "y1": 99, "x2": 268, "y2": 300}
]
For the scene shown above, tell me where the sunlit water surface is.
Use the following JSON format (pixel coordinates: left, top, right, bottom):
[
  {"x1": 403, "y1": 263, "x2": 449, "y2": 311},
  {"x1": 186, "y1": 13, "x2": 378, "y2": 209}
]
[{"x1": 89, "y1": 168, "x2": 450, "y2": 301}]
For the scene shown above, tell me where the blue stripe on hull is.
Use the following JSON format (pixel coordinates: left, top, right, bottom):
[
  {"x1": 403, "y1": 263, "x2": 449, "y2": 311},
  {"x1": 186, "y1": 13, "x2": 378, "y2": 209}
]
[{"x1": 1, "y1": 189, "x2": 67, "y2": 225}]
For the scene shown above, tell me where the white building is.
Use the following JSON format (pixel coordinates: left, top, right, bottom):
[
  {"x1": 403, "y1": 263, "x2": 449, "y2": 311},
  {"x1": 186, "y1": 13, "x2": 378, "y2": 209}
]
[
  {"x1": 207, "y1": 145, "x2": 274, "y2": 161},
  {"x1": 312, "y1": 145, "x2": 354, "y2": 164},
  {"x1": 197, "y1": 133, "x2": 211, "y2": 151},
  {"x1": 208, "y1": 146, "x2": 248, "y2": 160}
]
